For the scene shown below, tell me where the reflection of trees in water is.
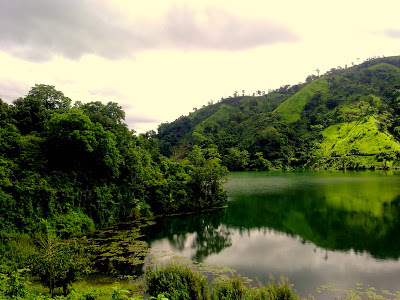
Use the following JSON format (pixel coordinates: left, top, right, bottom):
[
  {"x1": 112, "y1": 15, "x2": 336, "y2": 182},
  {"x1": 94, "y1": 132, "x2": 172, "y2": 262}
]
[
  {"x1": 146, "y1": 210, "x2": 232, "y2": 262},
  {"x1": 146, "y1": 191, "x2": 400, "y2": 261},
  {"x1": 167, "y1": 233, "x2": 187, "y2": 252},
  {"x1": 191, "y1": 225, "x2": 231, "y2": 262},
  {"x1": 227, "y1": 191, "x2": 400, "y2": 260}
]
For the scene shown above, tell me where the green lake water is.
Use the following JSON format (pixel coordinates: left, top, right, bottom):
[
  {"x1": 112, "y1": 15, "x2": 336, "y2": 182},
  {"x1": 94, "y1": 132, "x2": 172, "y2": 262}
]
[{"x1": 145, "y1": 171, "x2": 400, "y2": 297}]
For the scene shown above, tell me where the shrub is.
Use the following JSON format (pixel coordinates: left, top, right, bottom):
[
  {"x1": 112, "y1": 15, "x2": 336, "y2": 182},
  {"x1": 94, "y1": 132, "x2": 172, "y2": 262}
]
[
  {"x1": 146, "y1": 264, "x2": 210, "y2": 300},
  {"x1": 211, "y1": 275, "x2": 298, "y2": 300},
  {"x1": 255, "y1": 277, "x2": 299, "y2": 300},
  {"x1": 54, "y1": 209, "x2": 95, "y2": 238},
  {"x1": 211, "y1": 276, "x2": 244, "y2": 300}
]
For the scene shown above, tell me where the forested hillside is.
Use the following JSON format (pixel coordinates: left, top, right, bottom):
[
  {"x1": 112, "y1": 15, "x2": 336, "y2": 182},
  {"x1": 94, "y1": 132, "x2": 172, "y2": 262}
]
[
  {"x1": 157, "y1": 56, "x2": 400, "y2": 170},
  {"x1": 0, "y1": 84, "x2": 228, "y2": 234}
]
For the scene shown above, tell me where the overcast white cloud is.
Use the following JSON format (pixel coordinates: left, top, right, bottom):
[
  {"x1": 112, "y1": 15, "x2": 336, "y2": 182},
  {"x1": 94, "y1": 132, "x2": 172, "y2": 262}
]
[
  {"x1": 0, "y1": 0, "x2": 298, "y2": 62},
  {"x1": 0, "y1": 0, "x2": 399, "y2": 133},
  {"x1": 385, "y1": 29, "x2": 400, "y2": 39},
  {"x1": 0, "y1": 80, "x2": 29, "y2": 102}
]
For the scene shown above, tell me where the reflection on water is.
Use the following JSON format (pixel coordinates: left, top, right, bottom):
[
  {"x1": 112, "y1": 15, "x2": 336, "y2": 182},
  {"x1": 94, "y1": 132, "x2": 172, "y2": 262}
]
[
  {"x1": 145, "y1": 211, "x2": 231, "y2": 262},
  {"x1": 145, "y1": 171, "x2": 400, "y2": 296}
]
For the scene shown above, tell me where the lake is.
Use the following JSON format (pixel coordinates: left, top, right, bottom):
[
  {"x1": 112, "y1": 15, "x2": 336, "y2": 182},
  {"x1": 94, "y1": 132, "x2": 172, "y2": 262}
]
[{"x1": 144, "y1": 171, "x2": 400, "y2": 297}]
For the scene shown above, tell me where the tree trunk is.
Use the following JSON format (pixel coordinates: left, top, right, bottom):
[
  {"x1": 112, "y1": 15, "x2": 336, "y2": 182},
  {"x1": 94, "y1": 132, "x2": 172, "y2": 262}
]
[{"x1": 63, "y1": 283, "x2": 70, "y2": 296}]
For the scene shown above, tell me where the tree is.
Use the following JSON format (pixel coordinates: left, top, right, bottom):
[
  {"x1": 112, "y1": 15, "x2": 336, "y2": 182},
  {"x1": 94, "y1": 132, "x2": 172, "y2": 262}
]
[
  {"x1": 306, "y1": 74, "x2": 318, "y2": 83},
  {"x1": 376, "y1": 152, "x2": 397, "y2": 168},
  {"x1": 79, "y1": 101, "x2": 127, "y2": 133},
  {"x1": 26, "y1": 84, "x2": 71, "y2": 110},
  {"x1": 186, "y1": 146, "x2": 228, "y2": 209},
  {"x1": 12, "y1": 85, "x2": 71, "y2": 134},
  {"x1": 224, "y1": 147, "x2": 250, "y2": 171},
  {"x1": 30, "y1": 228, "x2": 91, "y2": 297},
  {"x1": 0, "y1": 98, "x2": 12, "y2": 127},
  {"x1": 45, "y1": 110, "x2": 121, "y2": 179}
]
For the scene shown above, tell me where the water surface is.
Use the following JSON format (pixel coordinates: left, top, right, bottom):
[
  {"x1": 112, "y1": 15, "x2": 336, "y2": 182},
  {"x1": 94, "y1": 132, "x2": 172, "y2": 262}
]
[{"x1": 146, "y1": 171, "x2": 400, "y2": 296}]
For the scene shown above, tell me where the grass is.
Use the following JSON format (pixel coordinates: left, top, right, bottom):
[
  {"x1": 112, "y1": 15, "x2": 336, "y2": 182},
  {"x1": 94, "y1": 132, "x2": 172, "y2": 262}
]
[
  {"x1": 25, "y1": 274, "x2": 141, "y2": 299},
  {"x1": 367, "y1": 62, "x2": 400, "y2": 73},
  {"x1": 146, "y1": 263, "x2": 300, "y2": 300},
  {"x1": 194, "y1": 104, "x2": 241, "y2": 130},
  {"x1": 315, "y1": 116, "x2": 400, "y2": 162},
  {"x1": 275, "y1": 78, "x2": 329, "y2": 123}
]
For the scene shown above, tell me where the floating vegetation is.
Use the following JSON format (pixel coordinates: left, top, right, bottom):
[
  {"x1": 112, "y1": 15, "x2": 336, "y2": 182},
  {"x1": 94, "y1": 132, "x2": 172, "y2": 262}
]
[
  {"x1": 86, "y1": 219, "x2": 155, "y2": 275},
  {"x1": 317, "y1": 283, "x2": 400, "y2": 299}
]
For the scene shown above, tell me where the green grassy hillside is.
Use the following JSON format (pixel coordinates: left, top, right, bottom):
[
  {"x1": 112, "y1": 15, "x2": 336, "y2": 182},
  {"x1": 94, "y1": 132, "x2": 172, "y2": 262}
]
[
  {"x1": 194, "y1": 104, "x2": 241, "y2": 132},
  {"x1": 313, "y1": 116, "x2": 400, "y2": 168},
  {"x1": 275, "y1": 78, "x2": 329, "y2": 123},
  {"x1": 157, "y1": 55, "x2": 400, "y2": 170},
  {"x1": 316, "y1": 116, "x2": 400, "y2": 156}
]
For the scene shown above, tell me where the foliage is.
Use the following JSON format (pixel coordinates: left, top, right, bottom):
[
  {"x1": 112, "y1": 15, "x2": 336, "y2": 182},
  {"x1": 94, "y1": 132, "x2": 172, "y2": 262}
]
[
  {"x1": 156, "y1": 56, "x2": 400, "y2": 171},
  {"x1": 211, "y1": 276, "x2": 244, "y2": 300},
  {"x1": 211, "y1": 275, "x2": 299, "y2": 300},
  {"x1": 29, "y1": 227, "x2": 92, "y2": 297},
  {"x1": 317, "y1": 282, "x2": 400, "y2": 300},
  {"x1": 146, "y1": 264, "x2": 210, "y2": 300},
  {"x1": 145, "y1": 264, "x2": 299, "y2": 300},
  {"x1": 0, "y1": 268, "x2": 30, "y2": 299},
  {"x1": 0, "y1": 83, "x2": 229, "y2": 298},
  {"x1": 0, "y1": 84, "x2": 228, "y2": 235},
  {"x1": 275, "y1": 78, "x2": 329, "y2": 123},
  {"x1": 53, "y1": 209, "x2": 95, "y2": 238}
]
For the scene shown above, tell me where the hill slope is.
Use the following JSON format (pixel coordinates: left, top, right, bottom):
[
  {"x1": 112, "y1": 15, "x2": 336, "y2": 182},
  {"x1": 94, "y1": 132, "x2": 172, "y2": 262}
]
[
  {"x1": 275, "y1": 78, "x2": 329, "y2": 123},
  {"x1": 157, "y1": 55, "x2": 400, "y2": 170}
]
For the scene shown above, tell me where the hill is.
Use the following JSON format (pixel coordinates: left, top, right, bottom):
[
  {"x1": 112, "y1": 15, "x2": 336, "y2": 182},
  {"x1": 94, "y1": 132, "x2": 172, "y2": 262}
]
[{"x1": 156, "y1": 55, "x2": 400, "y2": 170}]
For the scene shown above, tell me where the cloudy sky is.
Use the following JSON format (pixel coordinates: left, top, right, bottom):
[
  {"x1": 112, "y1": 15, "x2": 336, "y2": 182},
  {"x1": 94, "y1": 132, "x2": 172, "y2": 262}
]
[{"x1": 1, "y1": 0, "x2": 400, "y2": 133}]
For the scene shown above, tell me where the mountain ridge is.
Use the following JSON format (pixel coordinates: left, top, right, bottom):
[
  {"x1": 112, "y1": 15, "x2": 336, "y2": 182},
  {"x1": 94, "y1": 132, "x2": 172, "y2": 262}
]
[{"x1": 157, "y1": 55, "x2": 400, "y2": 170}]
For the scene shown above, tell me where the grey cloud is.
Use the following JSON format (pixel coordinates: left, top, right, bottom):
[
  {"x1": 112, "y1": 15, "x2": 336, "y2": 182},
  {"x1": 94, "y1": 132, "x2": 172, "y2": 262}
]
[
  {"x1": 0, "y1": 1, "x2": 299, "y2": 62},
  {"x1": 89, "y1": 88, "x2": 128, "y2": 100},
  {"x1": 384, "y1": 29, "x2": 400, "y2": 38},
  {"x1": 0, "y1": 0, "x2": 138, "y2": 61},
  {"x1": 0, "y1": 80, "x2": 29, "y2": 102},
  {"x1": 161, "y1": 5, "x2": 299, "y2": 51},
  {"x1": 125, "y1": 114, "x2": 160, "y2": 124}
]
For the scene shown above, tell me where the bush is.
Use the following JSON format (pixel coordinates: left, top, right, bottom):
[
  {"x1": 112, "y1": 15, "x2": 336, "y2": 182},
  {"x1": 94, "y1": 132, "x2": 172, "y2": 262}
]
[
  {"x1": 145, "y1": 265, "x2": 300, "y2": 300},
  {"x1": 252, "y1": 277, "x2": 299, "y2": 300},
  {"x1": 211, "y1": 276, "x2": 244, "y2": 300},
  {"x1": 0, "y1": 268, "x2": 29, "y2": 299},
  {"x1": 211, "y1": 275, "x2": 298, "y2": 300},
  {"x1": 146, "y1": 264, "x2": 210, "y2": 300},
  {"x1": 54, "y1": 209, "x2": 95, "y2": 238}
]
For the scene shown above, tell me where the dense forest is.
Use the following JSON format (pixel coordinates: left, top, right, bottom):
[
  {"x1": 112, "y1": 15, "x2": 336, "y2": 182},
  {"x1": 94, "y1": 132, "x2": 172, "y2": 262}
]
[
  {"x1": 157, "y1": 55, "x2": 400, "y2": 171},
  {"x1": 0, "y1": 85, "x2": 228, "y2": 298},
  {"x1": 0, "y1": 84, "x2": 229, "y2": 230}
]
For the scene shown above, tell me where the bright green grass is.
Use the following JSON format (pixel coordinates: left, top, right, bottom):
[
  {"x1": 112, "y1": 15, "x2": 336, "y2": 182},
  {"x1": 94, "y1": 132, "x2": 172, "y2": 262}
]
[
  {"x1": 367, "y1": 62, "x2": 400, "y2": 73},
  {"x1": 206, "y1": 104, "x2": 240, "y2": 122},
  {"x1": 194, "y1": 104, "x2": 240, "y2": 132},
  {"x1": 26, "y1": 274, "x2": 140, "y2": 299},
  {"x1": 275, "y1": 78, "x2": 329, "y2": 123},
  {"x1": 315, "y1": 115, "x2": 400, "y2": 158}
]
